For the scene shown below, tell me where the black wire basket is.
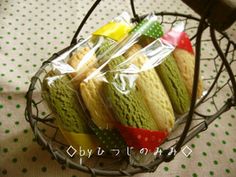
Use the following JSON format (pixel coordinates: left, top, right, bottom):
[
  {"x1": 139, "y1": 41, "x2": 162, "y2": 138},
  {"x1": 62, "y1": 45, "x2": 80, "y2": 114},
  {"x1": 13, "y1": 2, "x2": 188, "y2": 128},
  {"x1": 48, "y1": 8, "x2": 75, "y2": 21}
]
[{"x1": 25, "y1": 0, "x2": 236, "y2": 176}]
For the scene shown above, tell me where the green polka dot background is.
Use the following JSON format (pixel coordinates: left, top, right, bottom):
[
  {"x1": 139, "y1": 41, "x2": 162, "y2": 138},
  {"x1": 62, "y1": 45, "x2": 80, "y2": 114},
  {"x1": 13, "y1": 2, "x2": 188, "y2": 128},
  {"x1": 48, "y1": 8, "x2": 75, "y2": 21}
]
[{"x1": 0, "y1": 0, "x2": 236, "y2": 177}]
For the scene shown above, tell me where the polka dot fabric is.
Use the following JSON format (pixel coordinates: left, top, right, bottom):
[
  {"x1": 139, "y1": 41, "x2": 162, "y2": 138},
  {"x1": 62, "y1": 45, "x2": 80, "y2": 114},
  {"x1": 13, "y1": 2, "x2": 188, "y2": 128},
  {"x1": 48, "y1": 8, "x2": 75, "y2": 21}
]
[
  {"x1": 131, "y1": 19, "x2": 163, "y2": 39},
  {"x1": 116, "y1": 123, "x2": 168, "y2": 152},
  {"x1": 162, "y1": 31, "x2": 194, "y2": 54},
  {"x1": 0, "y1": 0, "x2": 236, "y2": 177},
  {"x1": 90, "y1": 125, "x2": 127, "y2": 151}
]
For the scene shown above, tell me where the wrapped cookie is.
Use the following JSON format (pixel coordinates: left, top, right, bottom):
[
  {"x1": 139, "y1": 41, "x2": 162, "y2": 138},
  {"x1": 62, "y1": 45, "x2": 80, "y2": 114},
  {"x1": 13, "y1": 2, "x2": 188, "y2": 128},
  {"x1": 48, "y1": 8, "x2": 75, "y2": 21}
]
[
  {"x1": 155, "y1": 54, "x2": 190, "y2": 114},
  {"x1": 124, "y1": 44, "x2": 175, "y2": 132},
  {"x1": 51, "y1": 11, "x2": 133, "y2": 77},
  {"x1": 171, "y1": 33, "x2": 203, "y2": 99},
  {"x1": 160, "y1": 26, "x2": 204, "y2": 114},
  {"x1": 66, "y1": 13, "x2": 133, "y2": 153},
  {"x1": 71, "y1": 51, "x2": 127, "y2": 152},
  {"x1": 42, "y1": 72, "x2": 99, "y2": 154}
]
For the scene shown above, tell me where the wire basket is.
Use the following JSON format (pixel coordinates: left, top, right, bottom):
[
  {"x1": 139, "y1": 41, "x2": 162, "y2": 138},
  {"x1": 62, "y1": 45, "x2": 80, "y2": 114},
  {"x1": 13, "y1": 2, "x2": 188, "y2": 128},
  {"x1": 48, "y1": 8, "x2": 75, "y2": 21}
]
[{"x1": 25, "y1": 0, "x2": 236, "y2": 176}]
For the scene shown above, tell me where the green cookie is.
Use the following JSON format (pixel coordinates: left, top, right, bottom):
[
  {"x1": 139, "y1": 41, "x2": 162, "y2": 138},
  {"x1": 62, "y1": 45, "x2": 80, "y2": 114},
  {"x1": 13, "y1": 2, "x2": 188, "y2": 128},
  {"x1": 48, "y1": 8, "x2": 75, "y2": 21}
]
[
  {"x1": 104, "y1": 56, "x2": 158, "y2": 130},
  {"x1": 42, "y1": 74, "x2": 91, "y2": 133},
  {"x1": 156, "y1": 54, "x2": 190, "y2": 114}
]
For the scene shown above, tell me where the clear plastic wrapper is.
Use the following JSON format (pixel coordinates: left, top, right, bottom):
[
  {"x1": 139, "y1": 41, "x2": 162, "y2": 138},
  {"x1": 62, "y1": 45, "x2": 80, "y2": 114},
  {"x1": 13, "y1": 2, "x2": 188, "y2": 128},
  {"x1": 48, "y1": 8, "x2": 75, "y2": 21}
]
[{"x1": 51, "y1": 11, "x2": 133, "y2": 76}]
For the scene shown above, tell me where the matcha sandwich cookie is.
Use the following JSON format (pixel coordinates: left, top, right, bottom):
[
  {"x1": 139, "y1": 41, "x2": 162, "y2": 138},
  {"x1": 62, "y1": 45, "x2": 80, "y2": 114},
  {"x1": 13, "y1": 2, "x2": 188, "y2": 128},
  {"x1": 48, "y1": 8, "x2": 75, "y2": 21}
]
[
  {"x1": 156, "y1": 54, "x2": 191, "y2": 114},
  {"x1": 124, "y1": 44, "x2": 175, "y2": 132},
  {"x1": 80, "y1": 68, "x2": 115, "y2": 130},
  {"x1": 42, "y1": 73, "x2": 99, "y2": 151},
  {"x1": 104, "y1": 56, "x2": 158, "y2": 130},
  {"x1": 42, "y1": 74, "x2": 90, "y2": 133},
  {"x1": 80, "y1": 71, "x2": 127, "y2": 151},
  {"x1": 173, "y1": 48, "x2": 203, "y2": 99}
]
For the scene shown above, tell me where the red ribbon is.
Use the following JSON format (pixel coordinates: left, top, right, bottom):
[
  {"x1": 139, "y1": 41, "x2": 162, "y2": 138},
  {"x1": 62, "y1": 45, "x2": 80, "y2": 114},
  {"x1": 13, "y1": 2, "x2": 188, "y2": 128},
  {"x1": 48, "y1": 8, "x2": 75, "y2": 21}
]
[
  {"x1": 162, "y1": 30, "x2": 194, "y2": 54},
  {"x1": 115, "y1": 123, "x2": 168, "y2": 152}
]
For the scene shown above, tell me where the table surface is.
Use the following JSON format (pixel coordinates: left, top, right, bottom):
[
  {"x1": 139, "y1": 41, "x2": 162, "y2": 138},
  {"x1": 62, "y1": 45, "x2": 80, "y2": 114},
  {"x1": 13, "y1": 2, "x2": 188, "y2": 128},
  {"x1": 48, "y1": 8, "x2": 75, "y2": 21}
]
[{"x1": 1, "y1": 0, "x2": 236, "y2": 177}]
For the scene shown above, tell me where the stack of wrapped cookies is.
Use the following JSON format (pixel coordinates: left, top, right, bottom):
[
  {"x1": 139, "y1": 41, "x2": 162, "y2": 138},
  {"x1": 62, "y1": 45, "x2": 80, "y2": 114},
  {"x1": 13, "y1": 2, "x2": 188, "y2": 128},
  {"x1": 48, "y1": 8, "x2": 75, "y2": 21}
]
[{"x1": 41, "y1": 12, "x2": 203, "y2": 159}]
